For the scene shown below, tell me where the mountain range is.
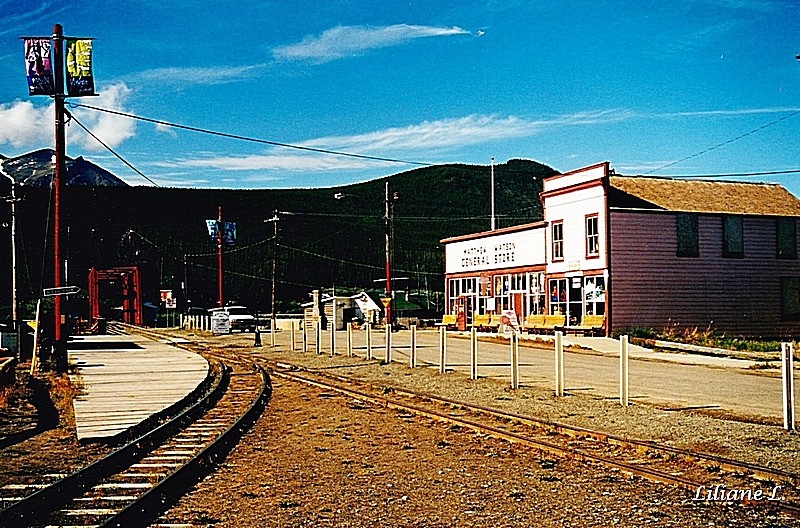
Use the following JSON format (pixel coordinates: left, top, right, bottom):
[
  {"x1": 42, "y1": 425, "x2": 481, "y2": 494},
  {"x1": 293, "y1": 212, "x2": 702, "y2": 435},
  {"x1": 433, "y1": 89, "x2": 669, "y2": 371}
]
[{"x1": 0, "y1": 149, "x2": 128, "y2": 187}]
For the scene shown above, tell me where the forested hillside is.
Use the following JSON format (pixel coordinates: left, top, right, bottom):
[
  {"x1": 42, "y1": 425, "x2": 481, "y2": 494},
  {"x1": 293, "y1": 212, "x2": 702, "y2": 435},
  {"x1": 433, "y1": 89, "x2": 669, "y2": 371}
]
[{"x1": 0, "y1": 159, "x2": 555, "y2": 318}]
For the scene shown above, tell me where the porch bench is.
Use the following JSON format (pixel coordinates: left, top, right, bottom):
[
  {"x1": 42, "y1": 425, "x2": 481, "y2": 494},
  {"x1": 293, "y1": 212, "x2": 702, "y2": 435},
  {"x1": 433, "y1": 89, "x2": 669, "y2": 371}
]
[
  {"x1": 565, "y1": 314, "x2": 605, "y2": 336},
  {"x1": 436, "y1": 314, "x2": 458, "y2": 330},
  {"x1": 469, "y1": 314, "x2": 500, "y2": 332},
  {"x1": 523, "y1": 314, "x2": 565, "y2": 334}
]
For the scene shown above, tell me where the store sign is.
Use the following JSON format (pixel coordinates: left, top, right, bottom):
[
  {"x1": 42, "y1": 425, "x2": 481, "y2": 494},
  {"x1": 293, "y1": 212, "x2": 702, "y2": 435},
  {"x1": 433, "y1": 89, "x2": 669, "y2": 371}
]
[{"x1": 445, "y1": 228, "x2": 545, "y2": 274}]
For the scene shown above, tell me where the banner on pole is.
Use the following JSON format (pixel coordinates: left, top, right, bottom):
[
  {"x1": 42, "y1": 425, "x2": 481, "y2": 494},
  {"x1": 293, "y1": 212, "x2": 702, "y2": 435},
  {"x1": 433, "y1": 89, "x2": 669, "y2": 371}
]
[
  {"x1": 66, "y1": 38, "x2": 95, "y2": 96},
  {"x1": 23, "y1": 38, "x2": 55, "y2": 95},
  {"x1": 206, "y1": 220, "x2": 236, "y2": 246}
]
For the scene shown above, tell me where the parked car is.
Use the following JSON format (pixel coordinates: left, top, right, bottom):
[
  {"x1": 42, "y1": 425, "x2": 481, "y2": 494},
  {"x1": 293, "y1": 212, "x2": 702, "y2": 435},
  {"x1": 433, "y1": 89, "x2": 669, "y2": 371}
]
[
  {"x1": 209, "y1": 306, "x2": 256, "y2": 333},
  {"x1": 185, "y1": 306, "x2": 208, "y2": 316}
]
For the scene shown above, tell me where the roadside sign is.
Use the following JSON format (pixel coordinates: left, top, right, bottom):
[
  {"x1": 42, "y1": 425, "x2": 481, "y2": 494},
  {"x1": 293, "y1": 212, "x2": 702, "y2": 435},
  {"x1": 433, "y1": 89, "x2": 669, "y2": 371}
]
[
  {"x1": 380, "y1": 297, "x2": 391, "y2": 308},
  {"x1": 43, "y1": 286, "x2": 81, "y2": 297},
  {"x1": 165, "y1": 298, "x2": 177, "y2": 309},
  {"x1": 211, "y1": 311, "x2": 230, "y2": 334}
]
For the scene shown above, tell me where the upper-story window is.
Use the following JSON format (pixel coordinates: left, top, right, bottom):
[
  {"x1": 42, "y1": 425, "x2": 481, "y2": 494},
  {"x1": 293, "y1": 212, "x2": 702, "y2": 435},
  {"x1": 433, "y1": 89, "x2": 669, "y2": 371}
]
[
  {"x1": 777, "y1": 218, "x2": 798, "y2": 260},
  {"x1": 586, "y1": 214, "x2": 599, "y2": 258},
  {"x1": 552, "y1": 221, "x2": 564, "y2": 261},
  {"x1": 722, "y1": 215, "x2": 744, "y2": 258},
  {"x1": 676, "y1": 213, "x2": 699, "y2": 258}
]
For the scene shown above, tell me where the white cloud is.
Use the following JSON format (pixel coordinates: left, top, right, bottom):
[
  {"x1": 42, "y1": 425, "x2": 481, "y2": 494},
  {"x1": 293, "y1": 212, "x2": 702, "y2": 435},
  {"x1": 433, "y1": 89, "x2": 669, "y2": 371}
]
[
  {"x1": 130, "y1": 64, "x2": 268, "y2": 87},
  {"x1": 0, "y1": 82, "x2": 136, "y2": 152},
  {"x1": 68, "y1": 83, "x2": 136, "y2": 151},
  {"x1": 154, "y1": 110, "x2": 633, "y2": 173},
  {"x1": 0, "y1": 100, "x2": 53, "y2": 147},
  {"x1": 304, "y1": 110, "x2": 634, "y2": 153},
  {"x1": 272, "y1": 24, "x2": 470, "y2": 63}
]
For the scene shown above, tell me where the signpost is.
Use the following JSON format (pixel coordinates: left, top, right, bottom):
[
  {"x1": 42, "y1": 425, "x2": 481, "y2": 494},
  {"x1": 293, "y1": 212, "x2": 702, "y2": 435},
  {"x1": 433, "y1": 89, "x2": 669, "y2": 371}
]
[{"x1": 43, "y1": 285, "x2": 80, "y2": 297}]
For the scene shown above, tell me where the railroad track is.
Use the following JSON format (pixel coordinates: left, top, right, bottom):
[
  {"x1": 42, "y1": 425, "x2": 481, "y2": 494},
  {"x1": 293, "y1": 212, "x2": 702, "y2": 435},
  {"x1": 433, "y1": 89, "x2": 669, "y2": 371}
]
[
  {"x1": 0, "y1": 327, "x2": 272, "y2": 528},
  {"x1": 102, "y1": 326, "x2": 800, "y2": 519},
  {"x1": 265, "y1": 362, "x2": 800, "y2": 518}
]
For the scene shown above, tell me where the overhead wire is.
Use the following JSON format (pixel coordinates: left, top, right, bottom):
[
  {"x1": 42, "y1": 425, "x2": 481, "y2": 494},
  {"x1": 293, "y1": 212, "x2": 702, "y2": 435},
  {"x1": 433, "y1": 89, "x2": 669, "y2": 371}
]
[
  {"x1": 66, "y1": 109, "x2": 160, "y2": 187},
  {"x1": 644, "y1": 109, "x2": 800, "y2": 174},
  {"x1": 69, "y1": 102, "x2": 433, "y2": 168}
]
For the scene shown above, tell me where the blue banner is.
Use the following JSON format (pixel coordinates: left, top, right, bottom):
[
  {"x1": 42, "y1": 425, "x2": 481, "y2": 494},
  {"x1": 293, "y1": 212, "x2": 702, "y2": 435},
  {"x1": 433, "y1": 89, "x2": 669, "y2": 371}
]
[
  {"x1": 24, "y1": 38, "x2": 55, "y2": 96},
  {"x1": 206, "y1": 220, "x2": 236, "y2": 246}
]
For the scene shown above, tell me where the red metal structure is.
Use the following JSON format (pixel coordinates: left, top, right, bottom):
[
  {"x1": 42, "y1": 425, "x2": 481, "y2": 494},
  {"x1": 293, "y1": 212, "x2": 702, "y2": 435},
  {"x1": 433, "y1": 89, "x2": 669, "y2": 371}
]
[{"x1": 88, "y1": 267, "x2": 143, "y2": 326}]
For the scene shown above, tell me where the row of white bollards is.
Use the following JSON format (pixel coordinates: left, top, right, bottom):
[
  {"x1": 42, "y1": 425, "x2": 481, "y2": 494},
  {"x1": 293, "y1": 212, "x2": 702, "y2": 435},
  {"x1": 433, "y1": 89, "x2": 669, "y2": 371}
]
[{"x1": 291, "y1": 323, "x2": 795, "y2": 428}]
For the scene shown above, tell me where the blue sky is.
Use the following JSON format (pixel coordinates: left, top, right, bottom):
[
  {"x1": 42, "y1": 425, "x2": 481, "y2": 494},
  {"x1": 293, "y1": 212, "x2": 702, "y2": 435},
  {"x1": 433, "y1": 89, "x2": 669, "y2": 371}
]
[{"x1": 1, "y1": 0, "x2": 799, "y2": 194}]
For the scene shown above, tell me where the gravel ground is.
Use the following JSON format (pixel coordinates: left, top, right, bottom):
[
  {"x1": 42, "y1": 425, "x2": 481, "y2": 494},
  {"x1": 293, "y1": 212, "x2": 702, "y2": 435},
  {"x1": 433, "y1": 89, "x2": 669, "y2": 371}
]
[
  {"x1": 2, "y1": 329, "x2": 798, "y2": 527},
  {"x1": 164, "y1": 360, "x2": 792, "y2": 527},
  {"x1": 161, "y1": 331, "x2": 799, "y2": 527}
]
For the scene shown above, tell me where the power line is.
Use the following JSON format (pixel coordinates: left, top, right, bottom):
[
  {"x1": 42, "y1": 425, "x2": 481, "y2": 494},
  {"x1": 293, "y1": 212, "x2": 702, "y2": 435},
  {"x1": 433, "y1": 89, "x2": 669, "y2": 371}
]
[
  {"x1": 66, "y1": 110, "x2": 160, "y2": 187},
  {"x1": 69, "y1": 102, "x2": 434, "y2": 168},
  {"x1": 644, "y1": 110, "x2": 800, "y2": 174},
  {"x1": 642, "y1": 168, "x2": 800, "y2": 179}
]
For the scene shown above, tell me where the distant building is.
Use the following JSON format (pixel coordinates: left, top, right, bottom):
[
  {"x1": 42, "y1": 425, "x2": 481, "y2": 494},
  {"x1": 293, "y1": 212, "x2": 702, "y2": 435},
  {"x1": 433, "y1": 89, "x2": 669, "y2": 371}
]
[{"x1": 442, "y1": 162, "x2": 800, "y2": 337}]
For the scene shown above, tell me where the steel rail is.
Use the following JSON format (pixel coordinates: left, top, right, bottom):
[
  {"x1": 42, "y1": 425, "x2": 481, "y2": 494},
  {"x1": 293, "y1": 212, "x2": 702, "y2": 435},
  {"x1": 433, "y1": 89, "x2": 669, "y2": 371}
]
[
  {"x1": 100, "y1": 364, "x2": 272, "y2": 527},
  {"x1": 312, "y1": 368, "x2": 800, "y2": 487},
  {"x1": 0, "y1": 360, "x2": 227, "y2": 527},
  {"x1": 271, "y1": 366, "x2": 800, "y2": 518}
]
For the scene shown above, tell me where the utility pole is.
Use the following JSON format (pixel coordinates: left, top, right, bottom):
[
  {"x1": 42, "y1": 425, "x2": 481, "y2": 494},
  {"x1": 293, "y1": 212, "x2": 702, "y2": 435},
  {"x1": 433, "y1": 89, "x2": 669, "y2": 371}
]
[
  {"x1": 267, "y1": 211, "x2": 279, "y2": 345},
  {"x1": 384, "y1": 182, "x2": 392, "y2": 328},
  {"x1": 217, "y1": 205, "x2": 223, "y2": 307},
  {"x1": 52, "y1": 24, "x2": 66, "y2": 346},
  {"x1": 490, "y1": 157, "x2": 496, "y2": 231}
]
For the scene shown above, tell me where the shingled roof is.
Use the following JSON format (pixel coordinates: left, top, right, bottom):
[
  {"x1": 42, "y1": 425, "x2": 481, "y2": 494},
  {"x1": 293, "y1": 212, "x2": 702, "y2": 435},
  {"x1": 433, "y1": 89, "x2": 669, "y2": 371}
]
[{"x1": 609, "y1": 176, "x2": 800, "y2": 217}]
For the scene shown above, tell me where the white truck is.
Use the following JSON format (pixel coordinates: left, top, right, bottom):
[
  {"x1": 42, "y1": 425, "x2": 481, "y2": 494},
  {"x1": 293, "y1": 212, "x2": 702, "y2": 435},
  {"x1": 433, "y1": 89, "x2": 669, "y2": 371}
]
[{"x1": 209, "y1": 305, "x2": 256, "y2": 333}]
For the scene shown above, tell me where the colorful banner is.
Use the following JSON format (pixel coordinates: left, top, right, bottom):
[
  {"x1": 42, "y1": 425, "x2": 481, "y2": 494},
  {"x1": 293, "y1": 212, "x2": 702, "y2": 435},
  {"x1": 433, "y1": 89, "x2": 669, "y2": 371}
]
[
  {"x1": 205, "y1": 220, "x2": 236, "y2": 246},
  {"x1": 66, "y1": 38, "x2": 95, "y2": 96},
  {"x1": 24, "y1": 38, "x2": 55, "y2": 95}
]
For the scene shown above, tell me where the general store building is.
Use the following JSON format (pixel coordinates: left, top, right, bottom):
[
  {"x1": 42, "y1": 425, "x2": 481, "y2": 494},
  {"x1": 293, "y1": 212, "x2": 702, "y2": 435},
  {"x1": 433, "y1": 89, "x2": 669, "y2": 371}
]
[{"x1": 441, "y1": 162, "x2": 800, "y2": 337}]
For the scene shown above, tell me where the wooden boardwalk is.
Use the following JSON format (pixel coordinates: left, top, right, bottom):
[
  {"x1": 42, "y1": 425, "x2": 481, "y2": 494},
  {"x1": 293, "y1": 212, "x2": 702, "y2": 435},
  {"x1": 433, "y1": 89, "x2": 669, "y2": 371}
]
[{"x1": 67, "y1": 334, "x2": 209, "y2": 441}]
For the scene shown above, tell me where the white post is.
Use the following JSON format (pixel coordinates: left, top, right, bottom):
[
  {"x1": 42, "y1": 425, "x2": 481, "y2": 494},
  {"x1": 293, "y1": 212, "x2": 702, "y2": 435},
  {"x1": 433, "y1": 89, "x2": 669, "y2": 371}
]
[
  {"x1": 554, "y1": 330, "x2": 564, "y2": 397},
  {"x1": 331, "y1": 296, "x2": 337, "y2": 355},
  {"x1": 347, "y1": 322, "x2": 353, "y2": 357},
  {"x1": 439, "y1": 325, "x2": 447, "y2": 374},
  {"x1": 470, "y1": 327, "x2": 478, "y2": 380},
  {"x1": 782, "y1": 342, "x2": 795, "y2": 431},
  {"x1": 409, "y1": 324, "x2": 417, "y2": 368},
  {"x1": 270, "y1": 316, "x2": 276, "y2": 347},
  {"x1": 290, "y1": 320, "x2": 296, "y2": 351},
  {"x1": 330, "y1": 318, "x2": 336, "y2": 357},
  {"x1": 510, "y1": 331, "x2": 519, "y2": 389},
  {"x1": 366, "y1": 322, "x2": 373, "y2": 360},
  {"x1": 620, "y1": 335, "x2": 629, "y2": 407},
  {"x1": 316, "y1": 318, "x2": 322, "y2": 355},
  {"x1": 385, "y1": 324, "x2": 392, "y2": 364}
]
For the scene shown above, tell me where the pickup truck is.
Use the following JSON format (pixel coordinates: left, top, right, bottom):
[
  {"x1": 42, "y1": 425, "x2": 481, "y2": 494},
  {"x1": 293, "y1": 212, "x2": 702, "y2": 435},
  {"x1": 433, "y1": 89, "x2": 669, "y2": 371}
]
[{"x1": 209, "y1": 306, "x2": 256, "y2": 333}]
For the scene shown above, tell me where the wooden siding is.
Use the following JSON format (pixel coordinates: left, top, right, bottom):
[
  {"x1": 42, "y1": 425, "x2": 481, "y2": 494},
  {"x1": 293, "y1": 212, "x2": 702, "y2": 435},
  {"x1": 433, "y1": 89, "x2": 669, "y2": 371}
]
[
  {"x1": 609, "y1": 211, "x2": 800, "y2": 337},
  {"x1": 545, "y1": 184, "x2": 607, "y2": 274}
]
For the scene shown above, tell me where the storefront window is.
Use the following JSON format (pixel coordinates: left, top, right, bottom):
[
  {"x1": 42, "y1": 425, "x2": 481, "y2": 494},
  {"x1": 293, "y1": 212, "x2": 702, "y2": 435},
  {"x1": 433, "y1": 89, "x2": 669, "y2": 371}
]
[
  {"x1": 584, "y1": 276, "x2": 605, "y2": 316},
  {"x1": 549, "y1": 275, "x2": 606, "y2": 323}
]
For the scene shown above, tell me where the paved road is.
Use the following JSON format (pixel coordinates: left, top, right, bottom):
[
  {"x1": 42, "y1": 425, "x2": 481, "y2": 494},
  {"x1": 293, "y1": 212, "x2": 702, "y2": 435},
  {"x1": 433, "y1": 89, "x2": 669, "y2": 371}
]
[{"x1": 265, "y1": 326, "x2": 790, "y2": 420}]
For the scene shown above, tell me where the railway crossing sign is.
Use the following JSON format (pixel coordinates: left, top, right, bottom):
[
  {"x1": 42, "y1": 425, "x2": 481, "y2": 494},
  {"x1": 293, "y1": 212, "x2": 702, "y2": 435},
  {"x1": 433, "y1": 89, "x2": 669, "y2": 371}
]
[{"x1": 43, "y1": 286, "x2": 81, "y2": 297}]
